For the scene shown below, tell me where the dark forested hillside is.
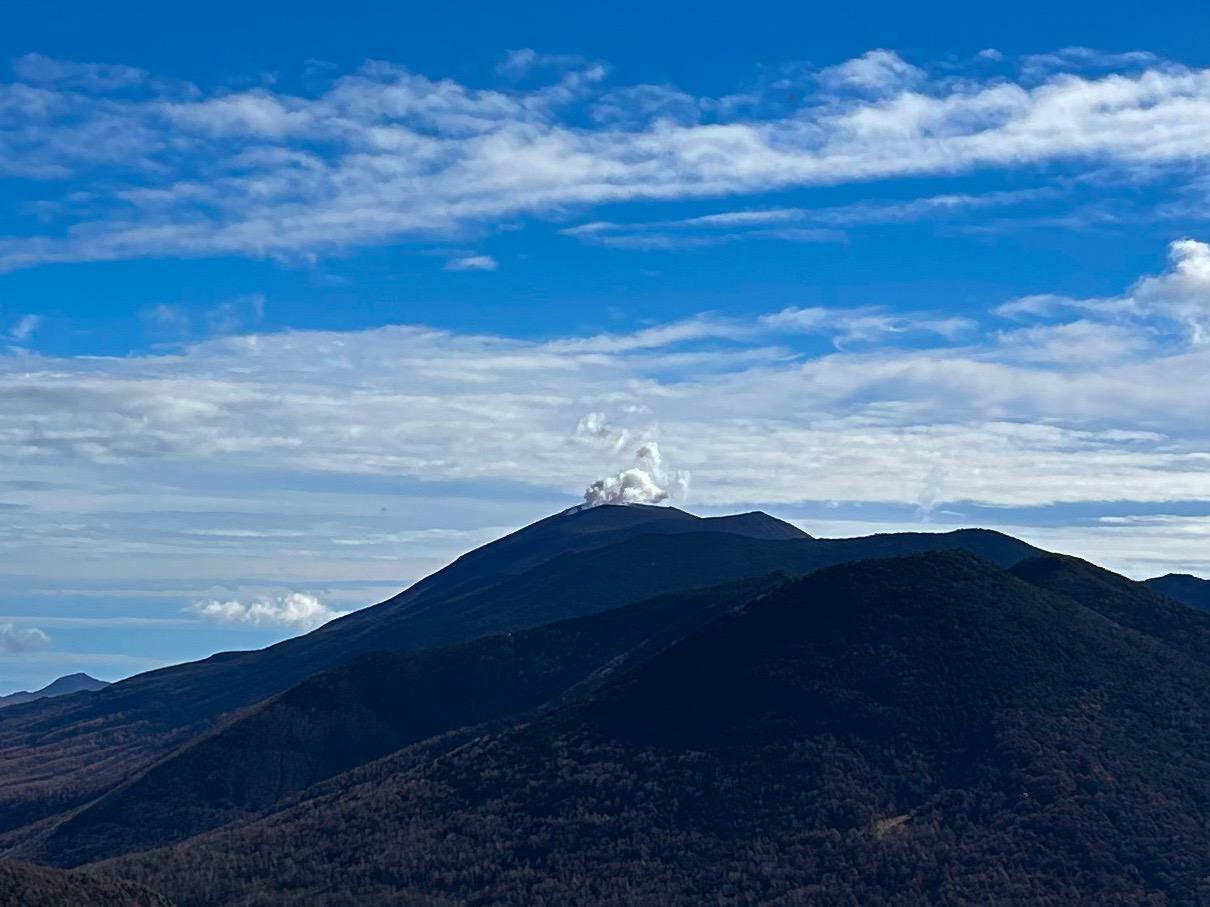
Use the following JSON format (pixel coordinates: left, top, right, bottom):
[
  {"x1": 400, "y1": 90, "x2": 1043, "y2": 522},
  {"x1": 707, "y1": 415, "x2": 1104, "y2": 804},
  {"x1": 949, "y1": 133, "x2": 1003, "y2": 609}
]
[
  {"x1": 26, "y1": 576, "x2": 779, "y2": 866},
  {"x1": 0, "y1": 506, "x2": 1040, "y2": 842},
  {"x1": 1145, "y1": 572, "x2": 1210, "y2": 612},
  {"x1": 99, "y1": 550, "x2": 1210, "y2": 906},
  {"x1": 1012, "y1": 554, "x2": 1210, "y2": 662},
  {"x1": 0, "y1": 859, "x2": 170, "y2": 906}
]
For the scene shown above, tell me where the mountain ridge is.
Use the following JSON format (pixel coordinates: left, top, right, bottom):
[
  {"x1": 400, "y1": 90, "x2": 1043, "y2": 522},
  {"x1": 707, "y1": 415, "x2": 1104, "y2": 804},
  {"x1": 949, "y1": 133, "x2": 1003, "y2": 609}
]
[
  {"x1": 0, "y1": 509, "x2": 1043, "y2": 840},
  {"x1": 0, "y1": 674, "x2": 109, "y2": 710},
  {"x1": 22, "y1": 575, "x2": 781, "y2": 866},
  {"x1": 98, "y1": 548, "x2": 1210, "y2": 905},
  {"x1": 1145, "y1": 572, "x2": 1210, "y2": 612}
]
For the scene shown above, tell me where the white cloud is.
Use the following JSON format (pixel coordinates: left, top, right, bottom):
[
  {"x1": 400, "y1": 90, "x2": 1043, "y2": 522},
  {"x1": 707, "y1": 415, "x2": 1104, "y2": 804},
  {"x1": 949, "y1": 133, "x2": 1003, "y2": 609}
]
[
  {"x1": 8, "y1": 315, "x2": 41, "y2": 343},
  {"x1": 496, "y1": 49, "x2": 592, "y2": 81},
  {"x1": 998, "y1": 238, "x2": 1210, "y2": 342},
  {"x1": 759, "y1": 306, "x2": 975, "y2": 346},
  {"x1": 141, "y1": 303, "x2": 193, "y2": 336},
  {"x1": 816, "y1": 49, "x2": 925, "y2": 95},
  {"x1": 189, "y1": 592, "x2": 348, "y2": 630},
  {"x1": 589, "y1": 83, "x2": 702, "y2": 127},
  {"x1": 0, "y1": 615, "x2": 199, "y2": 629},
  {"x1": 443, "y1": 254, "x2": 498, "y2": 271},
  {"x1": 11, "y1": 53, "x2": 146, "y2": 91},
  {"x1": 0, "y1": 623, "x2": 51, "y2": 653},
  {"x1": 575, "y1": 411, "x2": 630, "y2": 451},
  {"x1": 563, "y1": 190, "x2": 1053, "y2": 248},
  {"x1": 205, "y1": 294, "x2": 266, "y2": 334},
  {"x1": 138, "y1": 296, "x2": 266, "y2": 338},
  {"x1": 0, "y1": 240, "x2": 1208, "y2": 586},
  {"x1": 5, "y1": 53, "x2": 1210, "y2": 268},
  {"x1": 0, "y1": 241, "x2": 1208, "y2": 517},
  {"x1": 1019, "y1": 47, "x2": 1161, "y2": 81},
  {"x1": 575, "y1": 227, "x2": 844, "y2": 250}
]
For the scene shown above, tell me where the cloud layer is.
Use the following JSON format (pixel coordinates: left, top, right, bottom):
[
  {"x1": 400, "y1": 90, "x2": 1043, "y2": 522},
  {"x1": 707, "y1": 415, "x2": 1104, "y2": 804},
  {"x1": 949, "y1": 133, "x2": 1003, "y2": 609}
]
[
  {"x1": 0, "y1": 239, "x2": 1207, "y2": 518},
  {"x1": 3, "y1": 49, "x2": 1210, "y2": 269}
]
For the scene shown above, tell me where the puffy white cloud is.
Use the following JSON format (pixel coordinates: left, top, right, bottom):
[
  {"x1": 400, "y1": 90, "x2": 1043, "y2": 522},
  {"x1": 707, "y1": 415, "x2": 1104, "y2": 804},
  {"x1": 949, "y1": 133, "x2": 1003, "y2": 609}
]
[
  {"x1": 999, "y1": 238, "x2": 1210, "y2": 342},
  {"x1": 189, "y1": 593, "x2": 347, "y2": 630},
  {"x1": 816, "y1": 49, "x2": 925, "y2": 95},
  {"x1": 0, "y1": 623, "x2": 51, "y2": 653}
]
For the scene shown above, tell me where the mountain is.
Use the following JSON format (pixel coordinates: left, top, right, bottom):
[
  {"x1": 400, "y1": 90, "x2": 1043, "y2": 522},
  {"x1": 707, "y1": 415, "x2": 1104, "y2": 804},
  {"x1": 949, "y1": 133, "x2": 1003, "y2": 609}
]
[
  {"x1": 1013, "y1": 554, "x2": 1210, "y2": 661},
  {"x1": 0, "y1": 506, "x2": 1041, "y2": 839},
  {"x1": 1145, "y1": 573, "x2": 1210, "y2": 612},
  {"x1": 95, "y1": 549, "x2": 1210, "y2": 905},
  {"x1": 0, "y1": 674, "x2": 109, "y2": 709},
  {"x1": 24, "y1": 576, "x2": 779, "y2": 866},
  {"x1": 0, "y1": 859, "x2": 169, "y2": 907}
]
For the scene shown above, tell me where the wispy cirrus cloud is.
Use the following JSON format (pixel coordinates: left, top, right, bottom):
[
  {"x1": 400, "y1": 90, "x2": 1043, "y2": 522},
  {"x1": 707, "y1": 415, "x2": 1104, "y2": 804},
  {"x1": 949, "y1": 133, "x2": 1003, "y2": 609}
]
[
  {"x1": 7, "y1": 315, "x2": 41, "y2": 343},
  {"x1": 11, "y1": 53, "x2": 147, "y2": 91},
  {"x1": 5, "y1": 50, "x2": 1210, "y2": 269},
  {"x1": 563, "y1": 189, "x2": 1052, "y2": 249}
]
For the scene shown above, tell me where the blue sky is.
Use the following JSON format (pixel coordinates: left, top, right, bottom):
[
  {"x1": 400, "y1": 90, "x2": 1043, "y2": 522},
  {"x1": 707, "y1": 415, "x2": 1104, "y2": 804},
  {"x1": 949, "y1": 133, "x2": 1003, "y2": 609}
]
[{"x1": 3, "y1": 0, "x2": 1210, "y2": 690}]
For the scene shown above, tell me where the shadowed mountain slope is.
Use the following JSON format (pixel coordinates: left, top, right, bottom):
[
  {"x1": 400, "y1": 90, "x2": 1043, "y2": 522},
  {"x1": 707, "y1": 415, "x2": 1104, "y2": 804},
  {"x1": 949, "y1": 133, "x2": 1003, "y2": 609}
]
[
  {"x1": 0, "y1": 674, "x2": 109, "y2": 710},
  {"x1": 0, "y1": 859, "x2": 169, "y2": 907},
  {"x1": 1145, "y1": 572, "x2": 1210, "y2": 612},
  {"x1": 27, "y1": 576, "x2": 779, "y2": 866},
  {"x1": 101, "y1": 550, "x2": 1210, "y2": 906},
  {"x1": 1012, "y1": 554, "x2": 1210, "y2": 661},
  {"x1": 0, "y1": 507, "x2": 1040, "y2": 839}
]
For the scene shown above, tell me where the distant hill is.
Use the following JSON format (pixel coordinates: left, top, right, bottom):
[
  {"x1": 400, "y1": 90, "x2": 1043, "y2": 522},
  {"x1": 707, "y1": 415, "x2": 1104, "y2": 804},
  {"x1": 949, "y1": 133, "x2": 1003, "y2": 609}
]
[
  {"x1": 1015, "y1": 555, "x2": 1210, "y2": 660},
  {"x1": 98, "y1": 549, "x2": 1210, "y2": 905},
  {"x1": 1145, "y1": 572, "x2": 1210, "y2": 612},
  {"x1": 0, "y1": 674, "x2": 109, "y2": 710},
  {"x1": 0, "y1": 506, "x2": 1041, "y2": 840},
  {"x1": 0, "y1": 859, "x2": 169, "y2": 906}
]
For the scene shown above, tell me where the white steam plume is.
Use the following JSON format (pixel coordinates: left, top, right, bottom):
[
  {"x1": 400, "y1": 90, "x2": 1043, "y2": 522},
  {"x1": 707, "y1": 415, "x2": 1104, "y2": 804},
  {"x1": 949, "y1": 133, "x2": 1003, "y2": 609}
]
[
  {"x1": 582, "y1": 443, "x2": 690, "y2": 507},
  {"x1": 915, "y1": 464, "x2": 947, "y2": 522},
  {"x1": 0, "y1": 624, "x2": 51, "y2": 653}
]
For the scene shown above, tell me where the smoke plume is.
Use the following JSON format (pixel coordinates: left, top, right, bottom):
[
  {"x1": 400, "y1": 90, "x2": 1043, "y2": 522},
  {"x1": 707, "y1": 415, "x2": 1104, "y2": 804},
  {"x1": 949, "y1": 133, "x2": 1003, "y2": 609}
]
[{"x1": 582, "y1": 443, "x2": 689, "y2": 507}]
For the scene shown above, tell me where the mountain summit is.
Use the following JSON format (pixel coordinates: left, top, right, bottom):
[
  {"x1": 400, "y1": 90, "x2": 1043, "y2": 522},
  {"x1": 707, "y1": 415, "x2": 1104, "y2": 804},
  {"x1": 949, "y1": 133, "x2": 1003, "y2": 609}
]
[
  {"x1": 1145, "y1": 572, "x2": 1210, "y2": 612},
  {"x1": 0, "y1": 673, "x2": 109, "y2": 710},
  {"x1": 0, "y1": 507, "x2": 1039, "y2": 845}
]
